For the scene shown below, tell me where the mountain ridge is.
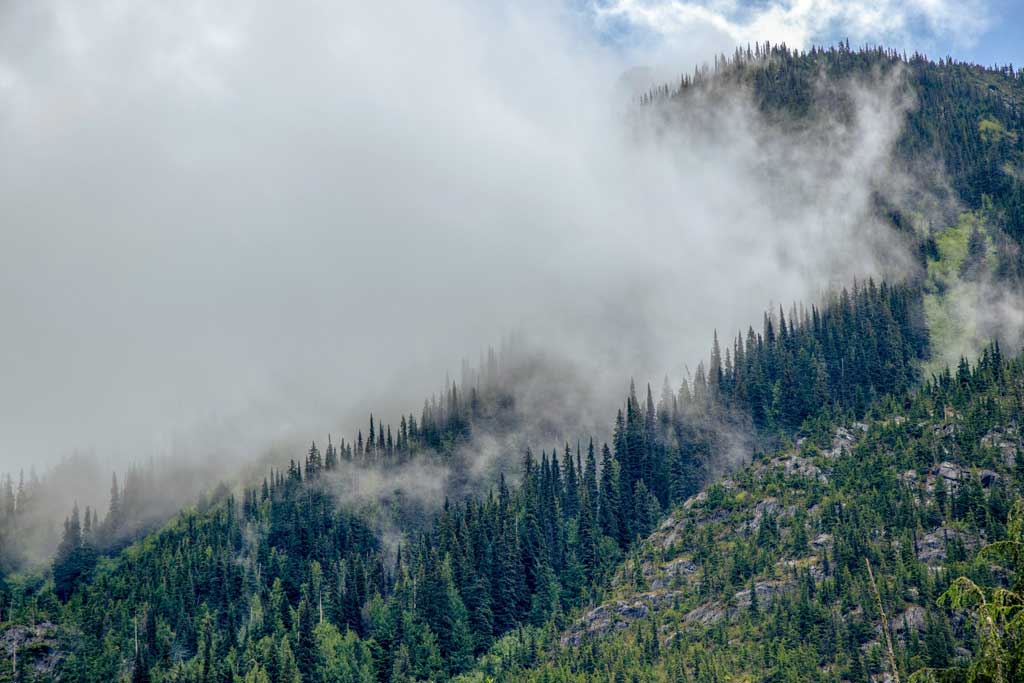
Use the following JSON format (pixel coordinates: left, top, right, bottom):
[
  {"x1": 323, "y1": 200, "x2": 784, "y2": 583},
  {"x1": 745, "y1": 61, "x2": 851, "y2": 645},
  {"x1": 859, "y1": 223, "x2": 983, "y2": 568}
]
[{"x1": 3, "y1": 43, "x2": 1024, "y2": 683}]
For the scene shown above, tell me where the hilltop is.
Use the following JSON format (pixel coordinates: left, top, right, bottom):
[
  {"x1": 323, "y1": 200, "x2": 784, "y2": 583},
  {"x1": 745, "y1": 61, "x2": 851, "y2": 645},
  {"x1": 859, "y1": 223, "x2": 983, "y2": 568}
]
[{"x1": 2, "y1": 43, "x2": 1024, "y2": 683}]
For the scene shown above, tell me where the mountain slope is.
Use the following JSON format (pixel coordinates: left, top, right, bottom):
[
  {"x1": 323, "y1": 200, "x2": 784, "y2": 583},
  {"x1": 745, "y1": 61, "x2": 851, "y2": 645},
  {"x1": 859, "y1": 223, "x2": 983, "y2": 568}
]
[
  {"x1": 480, "y1": 347, "x2": 1024, "y2": 683},
  {"x1": 3, "y1": 44, "x2": 1024, "y2": 683},
  {"x1": 1, "y1": 277, "x2": 929, "y2": 683},
  {"x1": 651, "y1": 42, "x2": 1024, "y2": 256}
]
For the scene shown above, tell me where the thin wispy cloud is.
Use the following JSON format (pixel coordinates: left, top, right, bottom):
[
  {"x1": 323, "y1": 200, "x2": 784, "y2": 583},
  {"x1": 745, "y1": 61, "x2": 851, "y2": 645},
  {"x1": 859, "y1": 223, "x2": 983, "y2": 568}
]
[
  {"x1": 594, "y1": 0, "x2": 991, "y2": 55},
  {"x1": 0, "y1": 0, "x2": 982, "y2": 480}
]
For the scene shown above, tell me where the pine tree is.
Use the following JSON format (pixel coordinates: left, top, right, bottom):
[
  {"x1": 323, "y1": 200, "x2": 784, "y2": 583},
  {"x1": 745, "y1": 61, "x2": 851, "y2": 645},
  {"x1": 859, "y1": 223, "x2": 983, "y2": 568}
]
[
  {"x1": 277, "y1": 636, "x2": 301, "y2": 683},
  {"x1": 584, "y1": 439, "x2": 599, "y2": 519},
  {"x1": 598, "y1": 444, "x2": 622, "y2": 544},
  {"x1": 294, "y1": 584, "x2": 319, "y2": 681},
  {"x1": 108, "y1": 472, "x2": 121, "y2": 533},
  {"x1": 563, "y1": 444, "x2": 579, "y2": 519},
  {"x1": 53, "y1": 502, "x2": 96, "y2": 601}
]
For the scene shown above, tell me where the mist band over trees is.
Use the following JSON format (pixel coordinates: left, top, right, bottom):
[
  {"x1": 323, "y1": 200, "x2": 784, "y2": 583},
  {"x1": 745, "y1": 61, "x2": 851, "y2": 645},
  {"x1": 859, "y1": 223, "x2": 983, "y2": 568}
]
[{"x1": 2, "y1": 1, "x2": 1024, "y2": 682}]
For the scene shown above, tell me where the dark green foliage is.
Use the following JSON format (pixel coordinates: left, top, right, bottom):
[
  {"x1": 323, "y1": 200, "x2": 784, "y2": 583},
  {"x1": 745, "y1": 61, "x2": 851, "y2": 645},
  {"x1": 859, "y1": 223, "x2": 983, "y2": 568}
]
[
  {"x1": 25, "y1": 277, "x2": 938, "y2": 683},
  {"x1": 646, "y1": 42, "x2": 1024, "y2": 261},
  {"x1": 712, "y1": 282, "x2": 927, "y2": 429},
  {"x1": 483, "y1": 346, "x2": 1024, "y2": 683},
  {"x1": 52, "y1": 504, "x2": 98, "y2": 602},
  {"x1": 6, "y1": 43, "x2": 1024, "y2": 683}
]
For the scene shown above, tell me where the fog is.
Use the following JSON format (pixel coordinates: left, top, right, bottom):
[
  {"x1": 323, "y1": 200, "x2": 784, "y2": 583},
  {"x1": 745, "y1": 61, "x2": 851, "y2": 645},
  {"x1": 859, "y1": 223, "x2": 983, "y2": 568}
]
[{"x1": 0, "y1": 0, "x2": 973, "y2": 493}]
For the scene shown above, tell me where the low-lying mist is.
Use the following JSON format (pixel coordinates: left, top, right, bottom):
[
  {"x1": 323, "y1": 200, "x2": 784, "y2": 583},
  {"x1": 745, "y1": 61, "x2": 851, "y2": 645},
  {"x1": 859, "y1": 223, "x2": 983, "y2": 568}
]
[{"x1": 1, "y1": 1, "x2": 994, "y2": 563}]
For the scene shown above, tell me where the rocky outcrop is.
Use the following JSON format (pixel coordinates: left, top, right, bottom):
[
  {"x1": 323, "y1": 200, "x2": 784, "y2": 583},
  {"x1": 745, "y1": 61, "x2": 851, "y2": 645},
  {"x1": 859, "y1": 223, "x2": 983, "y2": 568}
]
[
  {"x1": 743, "y1": 497, "x2": 782, "y2": 531},
  {"x1": 649, "y1": 557, "x2": 698, "y2": 590},
  {"x1": 561, "y1": 591, "x2": 685, "y2": 646},
  {"x1": 682, "y1": 602, "x2": 730, "y2": 626},
  {"x1": 734, "y1": 579, "x2": 792, "y2": 609},
  {"x1": 811, "y1": 532, "x2": 833, "y2": 550},
  {"x1": 909, "y1": 462, "x2": 1002, "y2": 498},
  {"x1": 754, "y1": 452, "x2": 831, "y2": 484},
  {"x1": 560, "y1": 422, "x2": 963, "y2": 649},
  {"x1": 680, "y1": 579, "x2": 796, "y2": 627},
  {"x1": 1, "y1": 622, "x2": 62, "y2": 679},
  {"x1": 827, "y1": 424, "x2": 866, "y2": 459},
  {"x1": 934, "y1": 461, "x2": 964, "y2": 484},
  {"x1": 978, "y1": 469, "x2": 1000, "y2": 487},
  {"x1": 916, "y1": 525, "x2": 980, "y2": 566},
  {"x1": 981, "y1": 427, "x2": 1021, "y2": 467},
  {"x1": 892, "y1": 605, "x2": 927, "y2": 633}
]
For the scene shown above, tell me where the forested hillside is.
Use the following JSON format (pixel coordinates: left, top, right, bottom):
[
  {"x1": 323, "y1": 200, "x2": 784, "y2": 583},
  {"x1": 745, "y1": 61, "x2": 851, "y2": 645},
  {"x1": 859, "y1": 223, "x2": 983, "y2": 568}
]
[
  {"x1": 490, "y1": 345, "x2": 1024, "y2": 683},
  {"x1": 2, "y1": 43, "x2": 1024, "y2": 683},
  {"x1": 648, "y1": 42, "x2": 1024, "y2": 366},
  {"x1": 2, "y1": 280, "x2": 928, "y2": 682},
  {"x1": 646, "y1": 41, "x2": 1024, "y2": 259}
]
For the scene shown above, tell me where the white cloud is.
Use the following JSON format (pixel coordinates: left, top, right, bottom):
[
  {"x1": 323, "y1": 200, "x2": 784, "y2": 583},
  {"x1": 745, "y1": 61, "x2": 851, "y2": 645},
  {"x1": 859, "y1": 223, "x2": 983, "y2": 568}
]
[
  {"x1": 0, "y1": 0, "x2": 923, "y2": 480},
  {"x1": 596, "y1": 0, "x2": 991, "y2": 56}
]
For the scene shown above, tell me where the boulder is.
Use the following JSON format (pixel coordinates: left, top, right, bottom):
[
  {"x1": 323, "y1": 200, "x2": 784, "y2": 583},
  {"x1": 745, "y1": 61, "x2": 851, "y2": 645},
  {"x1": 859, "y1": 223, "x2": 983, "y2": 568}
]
[
  {"x1": 892, "y1": 605, "x2": 927, "y2": 633},
  {"x1": 934, "y1": 462, "x2": 963, "y2": 484},
  {"x1": 0, "y1": 622, "x2": 62, "y2": 679},
  {"x1": 916, "y1": 525, "x2": 978, "y2": 565},
  {"x1": 560, "y1": 591, "x2": 685, "y2": 646}
]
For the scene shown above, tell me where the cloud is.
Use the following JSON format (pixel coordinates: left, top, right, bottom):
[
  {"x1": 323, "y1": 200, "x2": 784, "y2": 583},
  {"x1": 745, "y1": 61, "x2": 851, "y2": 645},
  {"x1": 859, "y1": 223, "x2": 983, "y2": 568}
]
[
  {"x1": 0, "y1": 0, "x2": 921, "y2": 498},
  {"x1": 594, "y1": 0, "x2": 991, "y2": 59}
]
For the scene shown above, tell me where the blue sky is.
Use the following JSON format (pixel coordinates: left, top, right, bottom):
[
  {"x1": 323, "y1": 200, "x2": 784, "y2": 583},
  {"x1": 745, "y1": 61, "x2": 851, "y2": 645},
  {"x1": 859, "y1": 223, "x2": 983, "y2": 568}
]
[
  {"x1": 961, "y1": 0, "x2": 1023, "y2": 66},
  {"x1": 580, "y1": 0, "x2": 1022, "y2": 70}
]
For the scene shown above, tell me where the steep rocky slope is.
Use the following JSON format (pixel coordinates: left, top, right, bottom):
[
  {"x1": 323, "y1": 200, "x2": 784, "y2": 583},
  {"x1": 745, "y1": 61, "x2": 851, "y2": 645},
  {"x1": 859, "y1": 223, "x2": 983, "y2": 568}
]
[{"x1": 490, "y1": 351, "x2": 1024, "y2": 682}]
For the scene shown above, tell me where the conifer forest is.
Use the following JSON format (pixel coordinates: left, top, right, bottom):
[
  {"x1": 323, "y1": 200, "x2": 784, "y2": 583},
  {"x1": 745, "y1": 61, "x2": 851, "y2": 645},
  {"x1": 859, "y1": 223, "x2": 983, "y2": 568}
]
[{"x1": 2, "y1": 3, "x2": 1024, "y2": 682}]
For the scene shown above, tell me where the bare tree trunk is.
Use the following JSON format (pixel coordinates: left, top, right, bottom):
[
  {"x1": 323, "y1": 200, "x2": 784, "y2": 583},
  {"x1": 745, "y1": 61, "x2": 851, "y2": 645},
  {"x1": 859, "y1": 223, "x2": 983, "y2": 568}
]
[{"x1": 866, "y1": 558, "x2": 900, "y2": 683}]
